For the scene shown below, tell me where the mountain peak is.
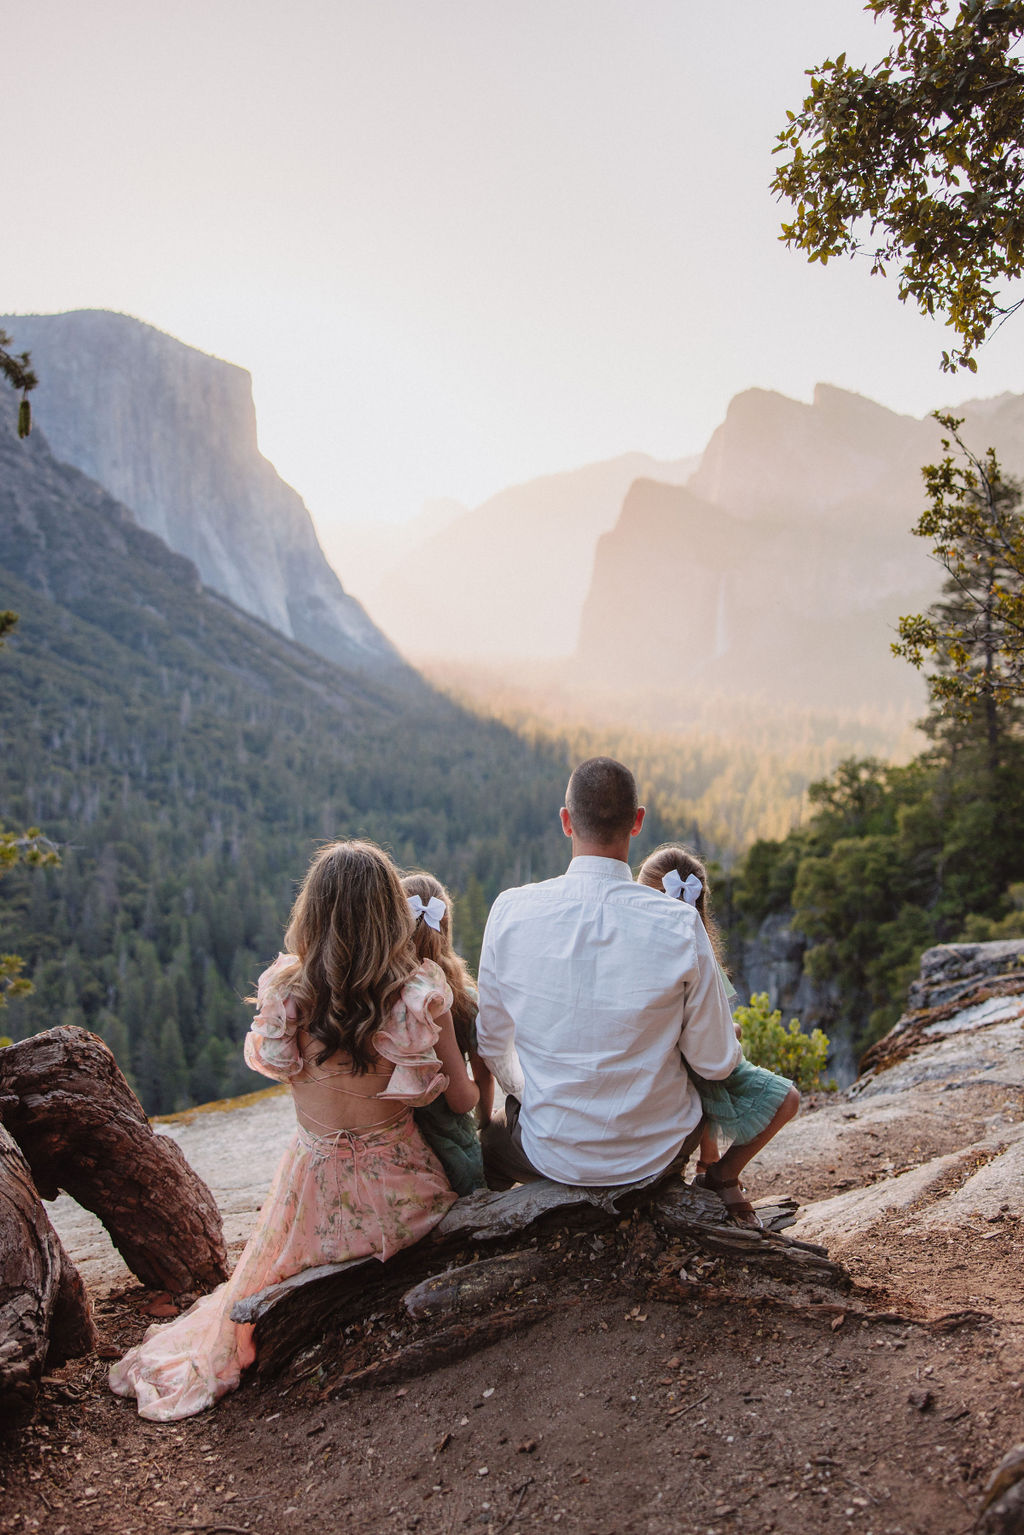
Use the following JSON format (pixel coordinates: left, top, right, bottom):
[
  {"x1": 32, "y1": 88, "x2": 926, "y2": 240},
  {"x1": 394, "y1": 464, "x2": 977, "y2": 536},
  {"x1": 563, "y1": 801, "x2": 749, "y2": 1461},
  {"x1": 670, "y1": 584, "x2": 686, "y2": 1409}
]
[{"x1": 1, "y1": 310, "x2": 401, "y2": 674}]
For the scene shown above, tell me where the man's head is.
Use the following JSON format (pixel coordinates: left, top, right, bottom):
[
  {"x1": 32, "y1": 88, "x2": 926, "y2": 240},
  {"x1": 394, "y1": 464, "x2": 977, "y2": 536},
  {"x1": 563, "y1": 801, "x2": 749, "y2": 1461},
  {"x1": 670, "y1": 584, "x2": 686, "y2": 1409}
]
[{"x1": 560, "y1": 757, "x2": 644, "y2": 855}]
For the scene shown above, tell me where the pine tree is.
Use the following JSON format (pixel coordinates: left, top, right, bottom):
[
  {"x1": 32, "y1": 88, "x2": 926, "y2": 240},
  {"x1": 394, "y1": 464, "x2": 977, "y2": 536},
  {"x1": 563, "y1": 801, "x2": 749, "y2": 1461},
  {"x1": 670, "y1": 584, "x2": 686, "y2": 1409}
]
[{"x1": 894, "y1": 415, "x2": 1024, "y2": 771}]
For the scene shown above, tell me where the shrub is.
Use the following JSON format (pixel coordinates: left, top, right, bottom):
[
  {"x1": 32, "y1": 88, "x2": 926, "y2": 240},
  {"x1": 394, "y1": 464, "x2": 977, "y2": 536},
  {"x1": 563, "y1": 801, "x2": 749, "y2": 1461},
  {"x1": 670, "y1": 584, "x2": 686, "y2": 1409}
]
[{"x1": 734, "y1": 991, "x2": 832, "y2": 1092}]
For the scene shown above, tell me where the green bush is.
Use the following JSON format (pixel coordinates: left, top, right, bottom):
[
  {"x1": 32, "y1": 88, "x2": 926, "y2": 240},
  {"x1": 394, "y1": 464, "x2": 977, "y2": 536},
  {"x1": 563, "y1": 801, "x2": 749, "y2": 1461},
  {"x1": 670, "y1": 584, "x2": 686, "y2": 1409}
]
[{"x1": 735, "y1": 991, "x2": 832, "y2": 1092}]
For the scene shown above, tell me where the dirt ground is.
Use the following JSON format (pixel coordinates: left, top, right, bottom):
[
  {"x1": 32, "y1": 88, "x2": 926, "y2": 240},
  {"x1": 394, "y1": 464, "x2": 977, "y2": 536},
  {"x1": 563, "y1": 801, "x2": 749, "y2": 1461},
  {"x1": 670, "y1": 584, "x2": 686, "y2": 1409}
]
[{"x1": 3, "y1": 1080, "x2": 1023, "y2": 1535}]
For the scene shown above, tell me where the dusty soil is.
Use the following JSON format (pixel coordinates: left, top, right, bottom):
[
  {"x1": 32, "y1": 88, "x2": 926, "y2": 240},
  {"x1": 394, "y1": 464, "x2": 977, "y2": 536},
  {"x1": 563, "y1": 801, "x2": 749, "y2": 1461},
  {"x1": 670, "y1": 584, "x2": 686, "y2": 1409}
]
[{"x1": 3, "y1": 1082, "x2": 1024, "y2": 1535}]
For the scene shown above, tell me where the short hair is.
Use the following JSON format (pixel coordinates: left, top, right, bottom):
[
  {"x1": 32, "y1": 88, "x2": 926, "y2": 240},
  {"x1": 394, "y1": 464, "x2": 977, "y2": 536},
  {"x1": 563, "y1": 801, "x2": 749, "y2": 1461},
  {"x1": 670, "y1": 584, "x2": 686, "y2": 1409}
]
[{"x1": 565, "y1": 757, "x2": 638, "y2": 842}]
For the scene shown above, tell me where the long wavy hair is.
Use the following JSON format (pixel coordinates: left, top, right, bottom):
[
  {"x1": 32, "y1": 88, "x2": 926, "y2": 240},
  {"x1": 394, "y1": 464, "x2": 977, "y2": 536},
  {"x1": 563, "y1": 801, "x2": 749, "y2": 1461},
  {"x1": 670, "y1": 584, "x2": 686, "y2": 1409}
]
[
  {"x1": 277, "y1": 840, "x2": 419, "y2": 1071},
  {"x1": 637, "y1": 843, "x2": 726, "y2": 967},
  {"x1": 401, "y1": 871, "x2": 477, "y2": 1056}
]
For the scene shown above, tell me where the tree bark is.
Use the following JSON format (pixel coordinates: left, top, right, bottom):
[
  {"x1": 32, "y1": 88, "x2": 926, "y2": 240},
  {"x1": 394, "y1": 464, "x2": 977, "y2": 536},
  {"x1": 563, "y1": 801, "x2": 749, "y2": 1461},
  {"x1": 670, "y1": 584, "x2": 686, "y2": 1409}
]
[
  {"x1": 0, "y1": 1026, "x2": 228, "y2": 1293},
  {"x1": 0, "y1": 1123, "x2": 96, "y2": 1417}
]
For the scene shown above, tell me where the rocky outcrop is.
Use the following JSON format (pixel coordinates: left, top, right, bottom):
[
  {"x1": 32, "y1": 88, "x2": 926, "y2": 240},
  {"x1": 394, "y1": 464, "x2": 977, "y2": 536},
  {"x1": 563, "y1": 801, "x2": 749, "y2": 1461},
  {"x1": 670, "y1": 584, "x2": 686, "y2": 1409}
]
[
  {"x1": 779, "y1": 939, "x2": 1024, "y2": 1250},
  {"x1": 1, "y1": 311, "x2": 401, "y2": 674}
]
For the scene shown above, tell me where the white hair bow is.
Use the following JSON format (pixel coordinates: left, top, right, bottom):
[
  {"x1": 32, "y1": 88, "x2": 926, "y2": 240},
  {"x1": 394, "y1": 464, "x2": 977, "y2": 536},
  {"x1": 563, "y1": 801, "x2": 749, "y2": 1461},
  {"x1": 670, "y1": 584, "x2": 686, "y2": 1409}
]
[
  {"x1": 408, "y1": 893, "x2": 446, "y2": 931},
  {"x1": 662, "y1": 869, "x2": 702, "y2": 905}
]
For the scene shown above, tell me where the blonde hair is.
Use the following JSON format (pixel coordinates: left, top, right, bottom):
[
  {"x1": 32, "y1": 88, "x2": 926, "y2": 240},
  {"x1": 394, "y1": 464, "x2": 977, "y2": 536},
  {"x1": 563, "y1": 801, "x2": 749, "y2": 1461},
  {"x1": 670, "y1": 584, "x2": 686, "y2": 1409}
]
[
  {"x1": 401, "y1": 871, "x2": 477, "y2": 1056},
  {"x1": 637, "y1": 844, "x2": 726, "y2": 966},
  {"x1": 275, "y1": 840, "x2": 419, "y2": 1072}
]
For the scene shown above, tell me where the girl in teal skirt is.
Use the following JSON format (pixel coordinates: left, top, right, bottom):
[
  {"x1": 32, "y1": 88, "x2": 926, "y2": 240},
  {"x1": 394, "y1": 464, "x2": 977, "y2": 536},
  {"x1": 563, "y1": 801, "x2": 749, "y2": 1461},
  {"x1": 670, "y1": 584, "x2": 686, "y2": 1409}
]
[
  {"x1": 638, "y1": 845, "x2": 799, "y2": 1228},
  {"x1": 402, "y1": 871, "x2": 494, "y2": 1196}
]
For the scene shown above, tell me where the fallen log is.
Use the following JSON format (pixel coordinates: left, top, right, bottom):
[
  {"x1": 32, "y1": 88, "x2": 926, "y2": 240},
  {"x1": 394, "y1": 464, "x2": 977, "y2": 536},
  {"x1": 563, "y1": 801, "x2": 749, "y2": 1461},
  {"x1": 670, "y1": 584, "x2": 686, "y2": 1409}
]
[
  {"x1": 320, "y1": 1300, "x2": 565, "y2": 1400},
  {"x1": 0, "y1": 1123, "x2": 96, "y2": 1417},
  {"x1": 0, "y1": 1026, "x2": 227, "y2": 1292},
  {"x1": 237, "y1": 1172, "x2": 852, "y2": 1379}
]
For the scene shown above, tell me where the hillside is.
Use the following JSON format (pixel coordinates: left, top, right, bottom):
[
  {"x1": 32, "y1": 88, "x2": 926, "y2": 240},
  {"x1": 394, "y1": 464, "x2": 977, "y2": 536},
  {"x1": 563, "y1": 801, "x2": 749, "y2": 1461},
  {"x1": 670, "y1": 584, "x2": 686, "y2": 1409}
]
[
  {"x1": 0, "y1": 405, "x2": 587, "y2": 1111},
  {"x1": 7, "y1": 940, "x2": 1022, "y2": 1535},
  {"x1": 0, "y1": 310, "x2": 398, "y2": 673}
]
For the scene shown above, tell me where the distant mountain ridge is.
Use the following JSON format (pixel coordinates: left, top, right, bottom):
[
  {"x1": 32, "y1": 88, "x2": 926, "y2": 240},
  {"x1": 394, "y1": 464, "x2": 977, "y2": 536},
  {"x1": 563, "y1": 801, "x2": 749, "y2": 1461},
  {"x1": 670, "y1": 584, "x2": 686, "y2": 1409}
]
[
  {"x1": 575, "y1": 383, "x2": 1024, "y2": 709},
  {"x1": 1, "y1": 310, "x2": 400, "y2": 675}
]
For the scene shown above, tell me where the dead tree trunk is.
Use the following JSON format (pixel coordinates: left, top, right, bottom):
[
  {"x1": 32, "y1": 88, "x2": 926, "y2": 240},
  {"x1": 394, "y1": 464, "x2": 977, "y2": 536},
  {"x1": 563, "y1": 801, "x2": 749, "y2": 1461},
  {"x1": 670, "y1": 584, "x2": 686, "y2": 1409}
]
[
  {"x1": 0, "y1": 1123, "x2": 96, "y2": 1417},
  {"x1": 0, "y1": 1026, "x2": 228, "y2": 1293}
]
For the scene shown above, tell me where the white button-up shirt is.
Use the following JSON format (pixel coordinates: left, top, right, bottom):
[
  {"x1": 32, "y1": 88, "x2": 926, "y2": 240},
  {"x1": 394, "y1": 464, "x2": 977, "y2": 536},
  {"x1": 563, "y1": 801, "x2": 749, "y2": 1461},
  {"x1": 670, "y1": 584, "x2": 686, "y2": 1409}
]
[{"x1": 477, "y1": 855, "x2": 741, "y2": 1185}]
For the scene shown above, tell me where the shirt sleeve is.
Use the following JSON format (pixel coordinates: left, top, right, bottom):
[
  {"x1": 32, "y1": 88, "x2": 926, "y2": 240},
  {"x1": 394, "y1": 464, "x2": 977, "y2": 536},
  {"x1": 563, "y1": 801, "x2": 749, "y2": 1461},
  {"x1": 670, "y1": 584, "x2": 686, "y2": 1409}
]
[
  {"x1": 476, "y1": 900, "x2": 526, "y2": 1100},
  {"x1": 678, "y1": 920, "x2": 743, "y2": 1081}
]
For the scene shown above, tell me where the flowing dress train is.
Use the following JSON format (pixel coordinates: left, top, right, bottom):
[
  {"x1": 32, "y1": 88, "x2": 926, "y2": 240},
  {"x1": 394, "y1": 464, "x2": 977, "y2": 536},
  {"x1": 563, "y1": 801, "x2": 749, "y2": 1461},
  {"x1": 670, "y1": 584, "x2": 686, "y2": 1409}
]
[{"x1": 109, "y1": 957, "x2": 457, "y2": 1421}]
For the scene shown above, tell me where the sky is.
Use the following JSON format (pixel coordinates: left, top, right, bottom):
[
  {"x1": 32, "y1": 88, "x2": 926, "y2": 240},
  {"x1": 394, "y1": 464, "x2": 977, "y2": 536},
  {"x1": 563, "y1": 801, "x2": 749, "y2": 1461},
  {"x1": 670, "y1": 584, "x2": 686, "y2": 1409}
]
[{"x1": 5, "y1": 1, "x2": 1024, "y2": 536}]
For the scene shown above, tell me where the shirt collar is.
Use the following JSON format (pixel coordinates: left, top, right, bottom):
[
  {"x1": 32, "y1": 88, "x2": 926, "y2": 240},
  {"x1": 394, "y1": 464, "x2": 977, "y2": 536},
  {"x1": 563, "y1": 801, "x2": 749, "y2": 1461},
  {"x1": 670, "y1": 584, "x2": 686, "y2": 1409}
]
[{"x1": 566, "y1": 855, "x2": 634, "y2": 882}]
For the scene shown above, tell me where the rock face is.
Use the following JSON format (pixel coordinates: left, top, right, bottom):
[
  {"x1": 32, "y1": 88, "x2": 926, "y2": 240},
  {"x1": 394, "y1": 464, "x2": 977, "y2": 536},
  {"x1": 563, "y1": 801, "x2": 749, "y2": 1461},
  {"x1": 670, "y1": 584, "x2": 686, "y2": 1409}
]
[
  {"x1": 781, "y1": 939, "x2": 1024, "y2": 1250},
  {"x1": 1, "y1": 311, "x2": 401, "y2": 674},
  {"x1": 576, "y1": 384, "x2": 1024, "y2": 711}
]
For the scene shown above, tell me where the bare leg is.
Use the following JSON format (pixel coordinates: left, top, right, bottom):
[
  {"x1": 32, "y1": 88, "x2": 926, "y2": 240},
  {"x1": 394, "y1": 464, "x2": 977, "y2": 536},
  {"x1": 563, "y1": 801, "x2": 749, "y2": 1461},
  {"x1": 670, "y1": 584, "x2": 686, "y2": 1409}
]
[
  {"x1": 704, "y1": 1087, "x2": 800, "y2": 1227},
  {"x1": 697, "y1": 1127, "x2": 719, "y2": 1173}
]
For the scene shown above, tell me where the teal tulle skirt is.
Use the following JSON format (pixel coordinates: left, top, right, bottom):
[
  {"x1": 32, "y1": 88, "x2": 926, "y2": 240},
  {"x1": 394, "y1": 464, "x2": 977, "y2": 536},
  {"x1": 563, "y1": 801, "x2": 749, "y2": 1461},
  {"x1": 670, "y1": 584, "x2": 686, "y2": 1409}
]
[
  {"x1": 690, "y1": 1057, "x2": 793, "y2": 1147},
  {"x1": 414, "y1": 1099, "x2": 487, "y2": 1197}
]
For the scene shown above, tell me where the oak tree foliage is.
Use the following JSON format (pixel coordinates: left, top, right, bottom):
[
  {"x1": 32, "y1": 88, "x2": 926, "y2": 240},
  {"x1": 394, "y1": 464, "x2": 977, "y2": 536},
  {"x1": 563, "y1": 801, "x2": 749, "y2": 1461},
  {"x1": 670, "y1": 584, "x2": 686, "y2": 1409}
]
[{"x1": 773, "y1": 0, "x2": 1024, "y2": 371}]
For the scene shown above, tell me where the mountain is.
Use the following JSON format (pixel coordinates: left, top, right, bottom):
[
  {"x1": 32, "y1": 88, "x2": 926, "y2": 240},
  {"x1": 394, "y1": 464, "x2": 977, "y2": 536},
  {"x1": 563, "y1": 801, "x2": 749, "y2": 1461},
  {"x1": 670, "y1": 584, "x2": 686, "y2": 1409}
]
[
  {"x1": 0, "y1": 399, "x2": 580, "y2": 1113},
  {"x1": 575, "y1": 384, "x2": 1024, "y2": 709},
  {"x1": 0, "y1": 310, "x2": 399, "y2": 674},
  {"x1": 357, "y1": 452, "x2": 699, "y2": 662}
]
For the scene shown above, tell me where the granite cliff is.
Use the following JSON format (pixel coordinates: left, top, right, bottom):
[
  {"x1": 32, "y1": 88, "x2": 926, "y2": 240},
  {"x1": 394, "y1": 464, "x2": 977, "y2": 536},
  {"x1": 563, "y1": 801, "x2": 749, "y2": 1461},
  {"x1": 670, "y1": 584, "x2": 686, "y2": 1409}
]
[
  {"x1": 575, "y1": 384, "x2": 1024, "y2": 710},
  {"x1": 1, "y1": 310, "x2": 400, "y2": 675}
]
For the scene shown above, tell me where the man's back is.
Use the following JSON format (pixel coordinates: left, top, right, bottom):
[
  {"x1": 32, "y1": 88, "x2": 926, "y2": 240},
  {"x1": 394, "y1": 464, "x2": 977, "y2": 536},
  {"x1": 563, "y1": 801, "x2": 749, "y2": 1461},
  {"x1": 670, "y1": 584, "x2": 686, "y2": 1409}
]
[{"x1": 477, "y1": 855, "x2": 740, "y2": 1185}]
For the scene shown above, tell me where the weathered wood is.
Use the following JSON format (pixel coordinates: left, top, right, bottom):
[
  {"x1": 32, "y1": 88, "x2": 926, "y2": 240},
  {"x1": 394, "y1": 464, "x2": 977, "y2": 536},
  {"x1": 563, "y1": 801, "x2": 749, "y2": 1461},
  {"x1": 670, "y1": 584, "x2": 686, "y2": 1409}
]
[
  {"x1": 977, "y1": 1444, "x2": 1024, "y2": 1535},
  {"x1": 434, "y1": 1175, "x2": 664, "y2": 1244},
  {"x1": 320, "y1": 1301, "x2": 564, "y2": 1400},
  {"x1": 239, "y1": 1172, "x2": 851, "y2": 1380},
  {"x1": 0, "y1": 1026, "x2": 228, "y2": 1292},
  {"x1": 650, "y1": 1184, "x2": 848, "y2": 1284},
  {"x1": 402, "y1": 1248, "x2": 550, "y2": 1321},
  {"x1": 0, "y1": 1123, "x2": 96, "y2": 1417}
]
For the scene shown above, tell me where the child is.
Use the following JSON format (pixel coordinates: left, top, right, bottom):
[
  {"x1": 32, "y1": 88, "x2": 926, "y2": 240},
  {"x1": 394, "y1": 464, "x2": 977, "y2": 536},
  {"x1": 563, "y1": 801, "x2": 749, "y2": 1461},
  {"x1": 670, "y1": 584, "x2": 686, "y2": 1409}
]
[
  {"x1": 110, "y1": 839, "x2": 477, "y2": 1421},
  {"x1": 637, "y1": 844, "x2": 799, "y2": 1229},
  {"x1": 402, "y1": 871, "x2": 494, "y2": 1195}
]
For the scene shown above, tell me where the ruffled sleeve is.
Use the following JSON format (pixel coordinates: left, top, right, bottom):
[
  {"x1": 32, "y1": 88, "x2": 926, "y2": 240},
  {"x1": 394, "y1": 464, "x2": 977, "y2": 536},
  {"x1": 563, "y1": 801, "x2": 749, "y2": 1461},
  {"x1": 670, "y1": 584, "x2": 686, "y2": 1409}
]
[
  {"x1": 244, "y1": 953, "x2": 304, "y2": 1082},
  {"x1": 374, "y1": 959, "x2": 453, "y2": 1107}
]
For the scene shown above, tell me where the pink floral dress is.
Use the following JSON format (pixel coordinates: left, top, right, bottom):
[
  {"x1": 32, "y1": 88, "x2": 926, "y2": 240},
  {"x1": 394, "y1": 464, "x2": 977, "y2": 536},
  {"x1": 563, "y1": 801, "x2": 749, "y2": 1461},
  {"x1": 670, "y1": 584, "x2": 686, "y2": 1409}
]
[{"x1": 109, "y1": 957, "x2": 458, "y2": 1421}]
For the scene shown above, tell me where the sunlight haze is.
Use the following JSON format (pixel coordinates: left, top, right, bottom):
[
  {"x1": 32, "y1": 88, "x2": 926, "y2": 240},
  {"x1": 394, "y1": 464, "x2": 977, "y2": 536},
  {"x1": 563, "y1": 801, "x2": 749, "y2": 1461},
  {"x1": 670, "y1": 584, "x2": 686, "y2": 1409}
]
[{"x1": 6, "y1": 1, "x2": 1022, "y2": 541}]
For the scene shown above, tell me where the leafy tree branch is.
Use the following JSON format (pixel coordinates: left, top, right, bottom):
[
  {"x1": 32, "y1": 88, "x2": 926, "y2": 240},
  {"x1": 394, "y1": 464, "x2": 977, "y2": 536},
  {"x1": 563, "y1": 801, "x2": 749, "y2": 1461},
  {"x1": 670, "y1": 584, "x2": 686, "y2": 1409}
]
[{"x1": 773, "y1": 0, "x2": 1024, "y2": 371}]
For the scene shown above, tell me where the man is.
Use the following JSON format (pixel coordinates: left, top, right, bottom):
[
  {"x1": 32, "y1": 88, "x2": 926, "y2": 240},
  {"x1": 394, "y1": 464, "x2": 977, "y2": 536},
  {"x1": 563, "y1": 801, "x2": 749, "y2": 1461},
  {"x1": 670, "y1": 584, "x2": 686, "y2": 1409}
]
[{"x1": 477, "y1": 756, "x2": 741, "y2": 1188}]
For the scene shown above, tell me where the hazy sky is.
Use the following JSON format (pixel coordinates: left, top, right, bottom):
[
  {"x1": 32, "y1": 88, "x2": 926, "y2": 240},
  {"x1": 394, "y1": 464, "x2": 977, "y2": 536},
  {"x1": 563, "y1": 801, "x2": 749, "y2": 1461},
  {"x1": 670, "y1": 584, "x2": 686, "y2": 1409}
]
[{"x1": 6, "y1": 1, "x2": 1023, "y2": 534}]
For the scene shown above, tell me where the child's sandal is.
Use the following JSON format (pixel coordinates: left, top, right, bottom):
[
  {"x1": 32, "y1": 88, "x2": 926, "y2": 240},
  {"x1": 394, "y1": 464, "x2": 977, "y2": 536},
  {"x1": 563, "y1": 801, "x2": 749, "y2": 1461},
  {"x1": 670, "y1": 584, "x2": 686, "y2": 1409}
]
[{"x1": 700, "y1": 1166, "x2": 763, "y2": 1230}]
